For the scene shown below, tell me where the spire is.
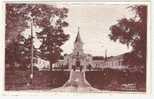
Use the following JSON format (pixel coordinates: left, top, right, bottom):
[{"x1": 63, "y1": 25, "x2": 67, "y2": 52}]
[
  {"x1": 105, "y1": 49, "x2": 107, "y2": 60},
  {"x1": 75, "y1": 27, "x2": 82, "y2": 43}
]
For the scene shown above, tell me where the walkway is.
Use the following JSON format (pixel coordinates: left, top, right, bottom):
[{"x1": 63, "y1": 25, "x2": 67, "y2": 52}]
[{"x1": 51, "y1": 70, "x2": 100, "y2": 92}]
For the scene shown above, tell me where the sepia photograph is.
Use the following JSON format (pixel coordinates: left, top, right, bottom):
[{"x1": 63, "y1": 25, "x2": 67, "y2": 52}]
[{"x1": 4, "y1": 2, "x2": 149, "y2": 93}]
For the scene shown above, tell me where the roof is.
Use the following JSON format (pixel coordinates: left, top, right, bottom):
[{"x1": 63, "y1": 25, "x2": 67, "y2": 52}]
[
  {"x1": 74, "y1": 27, "x2": 83, "y2": 43},
  {"x1": 92, "y1": 56, "x2": 105, "y2": 60}
]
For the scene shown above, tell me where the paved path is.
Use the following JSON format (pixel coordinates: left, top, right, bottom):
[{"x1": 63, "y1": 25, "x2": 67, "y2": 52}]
[
  {"x1": 51, "y1": 70, "x2": 100, "y2": 92},
  {"x1": 63, "y1": 70, "x2": 91, "y2": 88}
]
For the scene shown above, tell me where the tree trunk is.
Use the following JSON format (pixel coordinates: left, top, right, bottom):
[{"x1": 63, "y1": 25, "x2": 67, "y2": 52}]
[{"x1": 50, "y1": 61, "x2": 53, "y2": 71}]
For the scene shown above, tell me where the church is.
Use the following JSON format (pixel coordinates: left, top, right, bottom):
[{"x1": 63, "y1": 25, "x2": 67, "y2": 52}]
[{"x1": 53, "y1": 28, "x2": 128, "y2": 71}]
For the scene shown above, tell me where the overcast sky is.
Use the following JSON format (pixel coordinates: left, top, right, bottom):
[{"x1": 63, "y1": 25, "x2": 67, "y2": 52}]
[
  {"x1": 60, "y1": 4, "x2": 135, "y2": 56},
  {"x1": 22, "y1": 4, "x2": 135, "y2": 57}
]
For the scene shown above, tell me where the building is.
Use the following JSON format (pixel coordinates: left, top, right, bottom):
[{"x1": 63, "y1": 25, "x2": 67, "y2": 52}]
[
  {"x1": 53, "y1": 28, "x2": 128, "y2": 71},
  {"x1": 34, "y1": 56, "x2": 50, "y2": 71}
]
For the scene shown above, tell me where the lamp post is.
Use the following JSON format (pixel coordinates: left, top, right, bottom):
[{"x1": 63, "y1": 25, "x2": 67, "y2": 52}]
[
  {"x1": 30, "y1": 17, "x2": 34, "y2": 85},
  {"x1": 27, "y1": 17, "x2": 34, "y2": 87}
]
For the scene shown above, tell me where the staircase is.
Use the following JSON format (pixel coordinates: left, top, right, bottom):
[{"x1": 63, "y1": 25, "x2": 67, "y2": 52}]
[
  {"x1": 63, "y1": 70, "x2": 91, "y2": 88},
  {"x1": 51, "y1": 70, "x2": 100, "y2": 92}
]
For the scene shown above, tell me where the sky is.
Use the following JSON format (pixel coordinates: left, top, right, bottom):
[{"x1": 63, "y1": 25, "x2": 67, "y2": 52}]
[
  {"x1": 60, "y1": 4, "x2": 134, "y2": 56},
  {"x1": 22, "y1": 4, "x2": 135, "y2": 57}
]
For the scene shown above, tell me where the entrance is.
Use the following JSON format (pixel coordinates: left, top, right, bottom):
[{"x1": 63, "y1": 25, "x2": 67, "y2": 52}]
[
  {"x1": 76, "y1": 60, "x2": 80, "y2": 67},
  {"x1": 75, "y1": 59, "x2": 83, "y2": 71},
  {"x1": 72, "y1": 52, "x2": 83, "y2": 71}
]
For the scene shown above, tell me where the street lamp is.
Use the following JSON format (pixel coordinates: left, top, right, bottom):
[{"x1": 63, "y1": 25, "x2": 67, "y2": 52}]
[
  {"x1": 30, "y1": 17, "x2": 34, "y2": 85},
  {"x1": 27, "y1": 17, "x2": 34, "y2": 87}
]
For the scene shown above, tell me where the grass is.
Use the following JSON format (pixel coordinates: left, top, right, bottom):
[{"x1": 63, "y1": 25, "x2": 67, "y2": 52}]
[
  {"x1": 85, "y1": 70, "x2": 146, "y2": 92},
  {"x1": 5, "y1": 69, "x2": 146, "y2": 92},
  {"x1": 5, "y1": 70, "x2": 70, "y2": 90}
]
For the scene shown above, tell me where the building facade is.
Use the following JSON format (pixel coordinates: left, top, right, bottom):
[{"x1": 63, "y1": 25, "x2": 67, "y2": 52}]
[
  {"x1": 53, "y1": 28, "x2": 128, "y2": 71},
  {"x1": 34, "y1": 56, "x2": 50, "y2": 71}
]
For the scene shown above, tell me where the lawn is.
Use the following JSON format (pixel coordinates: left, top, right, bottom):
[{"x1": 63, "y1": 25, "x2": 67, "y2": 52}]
[
  {"x1": 85, "y1": 69, "x2": 146, "y2": 92},
  {"x1": 5, "y1": 70, "x2": 70, "y2": 90}
]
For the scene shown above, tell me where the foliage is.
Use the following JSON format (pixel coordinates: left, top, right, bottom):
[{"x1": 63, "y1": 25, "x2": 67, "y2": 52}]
[
  {"x1": 5, "y1": 4, "x2": 29, "y2": 44},
  {"x1": 109, "y1": 5, "x2": 147, "y2": 70},
  {"x1": 35, "y1": 5, "x2": 69, "y2": 70},
  {"x1": 5, "y1": 4, "x2": 69, "y2": 70},
  {"x1": 5, "y1": 34, "x2": 33, "y2": 69}
]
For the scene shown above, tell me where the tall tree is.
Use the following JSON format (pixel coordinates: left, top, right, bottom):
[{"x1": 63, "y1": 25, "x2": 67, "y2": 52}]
[
  {"x1": 109, "y1": 5, "x2": 147, "y2": 71},
  {"x1": 5, "y1": 34, "x2": 34, "y2": 70},
  {"x1": 5, "y1": 4, "x2": 29, "y2": 46},
  {"x1": 5, "y1": 4, "x2": 69, "y2": 70},
  {"x1": 36, "y1": 7, "x2": 69, "y2": 70}
]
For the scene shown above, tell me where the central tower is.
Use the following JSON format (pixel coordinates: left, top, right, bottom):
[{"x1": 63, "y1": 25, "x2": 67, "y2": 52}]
[{"x1": 73, "y1": 27, "x2": 83, "y2": 55}]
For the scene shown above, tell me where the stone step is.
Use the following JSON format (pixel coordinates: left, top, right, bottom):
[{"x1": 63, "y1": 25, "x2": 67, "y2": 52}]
[{"x1": 63, "y1": 70, "x2": 91, "y2": 88}]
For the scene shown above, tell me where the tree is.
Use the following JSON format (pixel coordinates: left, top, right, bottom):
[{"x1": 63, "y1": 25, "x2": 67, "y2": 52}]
[
  {"x1": 5, "y1": 34, "x2": 33, "y2": 69},
  {"x1": 5, "y1": 4, "x2": 69, "y2": 70},
  {"x1": 5, "y1": 39, "x2": 18, "y2": 67},
  {"x1": 109, "y1": 5, "x2": 147, "y2": 71},
  {"x1": 5, "y1": 4, "x2": 29, "y2": 46},
  {"x1": 37, "y1": 12, "x2": 69, "y2": 70}
]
